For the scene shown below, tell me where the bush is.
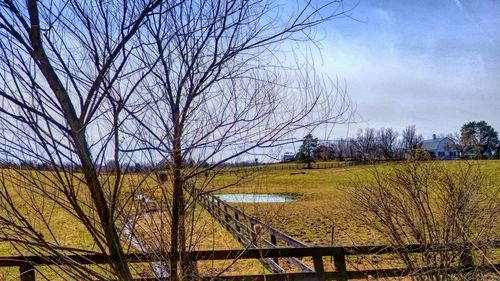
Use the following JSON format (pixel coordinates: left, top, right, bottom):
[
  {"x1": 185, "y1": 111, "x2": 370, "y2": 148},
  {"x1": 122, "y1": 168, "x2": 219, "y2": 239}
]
[{"x1": 349, "y1": 160, "x2": 500, "y2": 280}]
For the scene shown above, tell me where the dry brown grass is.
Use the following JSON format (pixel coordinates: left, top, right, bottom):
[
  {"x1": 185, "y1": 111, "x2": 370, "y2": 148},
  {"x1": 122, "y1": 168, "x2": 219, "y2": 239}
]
[{"x1": 209, "y1": 160, "x2": 500, "y2": 247}]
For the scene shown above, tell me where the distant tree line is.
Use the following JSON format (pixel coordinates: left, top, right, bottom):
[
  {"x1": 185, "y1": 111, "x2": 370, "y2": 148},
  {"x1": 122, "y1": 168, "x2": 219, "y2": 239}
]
[
  {"x1": 2, "y1": 122, "x2": 498, "y2": 172},
  {"x1": 307, "y1": 120, "x2": 500, "y2": 162},
  {"x1": 311, "y1": 125, "x2": 423, "y2": 162},
  {"x1": 0, "y1": 160, "x2": 154, "y2": 173},
  {"x1": 0, "y1": 159, "x2": 210, "y2": 173}
]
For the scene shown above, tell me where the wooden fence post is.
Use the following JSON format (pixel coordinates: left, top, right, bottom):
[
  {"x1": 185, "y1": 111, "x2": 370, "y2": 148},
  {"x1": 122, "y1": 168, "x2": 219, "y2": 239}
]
[
  {"x1": 333, "y1": 249, "x2": 348, "y2": 281},
  {"x1": 205, "y1": 197, "x2": 211, "y2": 214},
  {"x1": 210, "y1": 197, "x2": 215, "y2": 214},
  {"x1": 270, "y1": 234, "x2": 277, "y2": 246},
  {"x1": 313, "y1": 255, "x2": 325, "y2": 281},
  {"x1": 20, "y1": 263, "x2": 35, "y2": 281},
  {"x1": 270, "y1": 234, "x2": 278, "y2": 263},
  {"x1": 234, "y1": 212, "x2": 242, "y2": 242},
  {"x1": 223, "y1": 205, "x2": 230, "y2": 231},
  {"x1": 216, "y1": 200, "x2": 222, "y2": 217}
]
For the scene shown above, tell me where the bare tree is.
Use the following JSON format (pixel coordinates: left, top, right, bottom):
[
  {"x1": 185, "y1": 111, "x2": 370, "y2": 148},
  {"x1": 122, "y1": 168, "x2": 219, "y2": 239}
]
[
  {"x1": 124, "y1": 0, "x2": 353, "y2": 279},
  {"x1": 353, "y1": 128, "x2": 377, "y2": 161},
  {"x1": 336, "y1": 138, "x2": 349, "y2": 161},
  {"x1": 376, "y1": 127, "x2": 399, "y2": 160},
  {"x1": 448, "y1": 132, "x2": 466, "y2": 157},
  {"x1": 314, "y1": 143, "x2": 336, "y2": 161},
  {"x1": 0, "y1": 0, "x2": 354, "y2": 280},
  {"x1": 402, "y1": 125, "x2": 423, "y2": 155},
  {"x1": 0, "y1": 0, "x2": 177, "y2": 279},
  {"x1": 350, "y1": 160, "x2": 500, "y2": 280}
]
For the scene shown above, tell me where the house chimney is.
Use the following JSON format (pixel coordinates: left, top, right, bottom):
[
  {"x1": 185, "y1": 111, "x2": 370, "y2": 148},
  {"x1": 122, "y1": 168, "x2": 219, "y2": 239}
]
[{"x1": 432, "y1": 134, "x2": 436, "y2": 140}]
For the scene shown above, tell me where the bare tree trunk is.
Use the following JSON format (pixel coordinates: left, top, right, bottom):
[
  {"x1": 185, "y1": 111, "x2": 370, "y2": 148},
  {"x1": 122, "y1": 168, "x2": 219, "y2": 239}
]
[
  {"x1": 170, "y1": 119, "x2": 186, "y2": 281},
  {"x1": 169, "y1": 174, "x2": 181, "y2": 281},
  {"x1": 26, "y1": 1, "x2": 133, "y2": 277},
  {"x1": 75, "y1": 134, "x2": 133, "y2": 280},
  {"x1": 0, "y1": 0, "x2": 173, "y2": 278}
]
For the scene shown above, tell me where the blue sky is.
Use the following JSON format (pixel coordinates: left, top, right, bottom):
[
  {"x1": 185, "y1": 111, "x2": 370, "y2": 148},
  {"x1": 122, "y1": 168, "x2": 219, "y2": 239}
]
[{"x1": 317, "y1": 0, "x2": 500, "y2": 139}]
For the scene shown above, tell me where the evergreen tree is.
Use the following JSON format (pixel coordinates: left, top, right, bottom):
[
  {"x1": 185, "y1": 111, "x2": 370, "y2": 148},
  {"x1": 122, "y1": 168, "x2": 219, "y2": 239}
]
[
  {"x1": 460, "y1": 121, "x2": 499, "y2": 158},
  {"x1": 297, "y1": 134, "x2": 319, "y2": 169}
]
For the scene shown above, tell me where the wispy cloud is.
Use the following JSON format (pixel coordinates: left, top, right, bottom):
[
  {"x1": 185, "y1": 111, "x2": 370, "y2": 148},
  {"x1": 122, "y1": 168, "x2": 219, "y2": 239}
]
[
  {"x1": 321, "y1": 0, "x2": 500, "y2": 137},
  {"x1": 453, "y1": 0, "x2": 499, "y2": 51}
]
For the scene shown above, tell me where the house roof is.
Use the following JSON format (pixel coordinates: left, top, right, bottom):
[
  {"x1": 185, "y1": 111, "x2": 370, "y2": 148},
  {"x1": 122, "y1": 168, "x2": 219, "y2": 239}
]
[{"x1": 420, "y1": 137, "x2": 454, "y2": 151}]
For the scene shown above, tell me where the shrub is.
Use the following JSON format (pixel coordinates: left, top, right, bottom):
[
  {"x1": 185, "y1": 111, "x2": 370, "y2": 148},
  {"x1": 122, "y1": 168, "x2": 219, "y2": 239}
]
[{"x1": 350, "y1": 160, "x2": 500, "y2": 280}]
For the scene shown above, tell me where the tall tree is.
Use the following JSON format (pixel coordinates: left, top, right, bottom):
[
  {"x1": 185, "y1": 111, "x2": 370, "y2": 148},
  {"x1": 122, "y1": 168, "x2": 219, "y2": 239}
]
[
  {"x1": 336, "y1": 138, "x2": 349, "y2": 161},
  {"x1": 376, "y1": 128, "x2": 399, "y2": 160},
  {"x1": 0, "y1": 0, "x2": 170, "y2": 279},
  {"x1": 314, "y1": 143, "x2": 336, "y2": 161},
  {"x1": 0, "y1": 0, "x2": 353, "y2": 279},
  {"x1": 126, "y1": 0, "x2": 353, "y2": 279},
  {"x1": 354, "y1": 128, "x2": 377, "y2": 161},
  {"x1": 460, "y1": 121, "x2": 499, "y2": 158},
  {"x1": 402, "y1": 125, "x2": 423, "y2": 154},
  {"x1": 297, "y1": 134, "x2": 319, "y2": 169}
]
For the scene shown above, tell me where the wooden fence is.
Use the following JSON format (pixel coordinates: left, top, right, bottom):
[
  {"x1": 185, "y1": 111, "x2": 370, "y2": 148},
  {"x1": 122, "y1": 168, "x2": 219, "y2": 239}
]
[
  {"x1": 192, "y1": 187, "x2": 314, "y2": 273},
  {"x1": 2, "y1": 187, "x2": 498, "y2": 280},
  {"x1": 212, "y1": 161, "x2": 359, "y2": 175},
  {"x1": 187, "y1": 187, "x2": 500, "y2": 280},
  {"x1": 3, "y1": 242, "x2": 499, "y2": 280}
]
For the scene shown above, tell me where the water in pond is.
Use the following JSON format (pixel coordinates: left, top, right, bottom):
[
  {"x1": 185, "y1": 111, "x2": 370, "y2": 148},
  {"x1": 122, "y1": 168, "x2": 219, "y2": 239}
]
[{"x1": 215, "y1": 194, "x2": 295, "y2": 203}]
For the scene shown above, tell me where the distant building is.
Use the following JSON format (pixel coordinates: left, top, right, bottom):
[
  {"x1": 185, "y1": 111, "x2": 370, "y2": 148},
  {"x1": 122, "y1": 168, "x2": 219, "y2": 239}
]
[
  {"x1": 420, "y1": 134, "x2": 458, "y2": 160},
  {"x1": 282, "y1": 152, "x2": 296, "y2": 162}
]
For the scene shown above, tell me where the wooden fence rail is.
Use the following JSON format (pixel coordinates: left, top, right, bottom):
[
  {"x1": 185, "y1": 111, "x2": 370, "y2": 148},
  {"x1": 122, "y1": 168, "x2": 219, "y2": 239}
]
[
  {"x1": 4, "y1": 187, "x2": 498, "y2": 280},
  {"x1": 185, "y1": 187, "x2": 500, "y2": 280},
  {"x1": 3, "y1": 243, "x2": 499, "y2": 280},
  {"x1": 191, "y1": 187, "x2": 315, "y2": 273},
  {"x1": 212, "y1": 161, "x2": 358, "y2": 175}
]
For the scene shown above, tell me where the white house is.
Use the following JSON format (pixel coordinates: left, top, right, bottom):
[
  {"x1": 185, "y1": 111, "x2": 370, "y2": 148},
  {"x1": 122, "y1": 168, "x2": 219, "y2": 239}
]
[
  {"x1": 420, "y1": 134, "x2": 458, "y2": 160},
  {"x1": 282, "y1": 152, "x2": 296, "y2": 162}
]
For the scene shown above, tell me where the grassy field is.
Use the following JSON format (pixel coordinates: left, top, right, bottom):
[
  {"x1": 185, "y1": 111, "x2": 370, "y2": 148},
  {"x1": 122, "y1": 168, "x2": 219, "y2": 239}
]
[
  {"x1": 0, "y1": 170, "x2": 263, "y2": 279},
  {"x1": 0, "y1": 160, "x2": 498, "y2": 279},
  {"x1": 209, "y1": 160, "x2": 500, "y2": 247}
]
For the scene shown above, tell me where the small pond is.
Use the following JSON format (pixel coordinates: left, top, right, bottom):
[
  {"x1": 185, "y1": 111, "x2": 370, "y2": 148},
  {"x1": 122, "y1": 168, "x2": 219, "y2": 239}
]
[{"x1": 215, "y1": 194, "x2": 295, "y2": 203}]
